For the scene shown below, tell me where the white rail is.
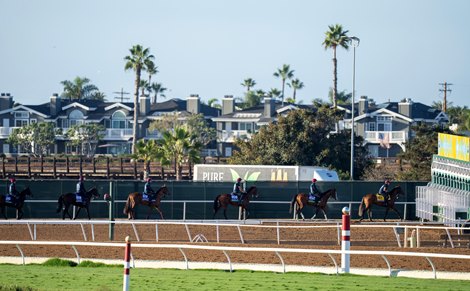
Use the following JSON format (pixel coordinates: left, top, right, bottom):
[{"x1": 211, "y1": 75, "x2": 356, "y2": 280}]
[{"x1": 1, "y1": 240, "x2": 470, "y2": 278}]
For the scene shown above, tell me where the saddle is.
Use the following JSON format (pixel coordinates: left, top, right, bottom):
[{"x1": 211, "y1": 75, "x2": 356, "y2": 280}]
[
  {"x1": 308, "y1": 194, "x2": 320, "y2": 203},
  {"x1": 75, "y1": 194, "x2": 83, "y2": 203},
  {"x1": 376, "y1": 193, "x2": 385, "y2": 202},
  {"x1": 142, "y1": 193, "x2": 155, "y2": 202},
  {"x1": 5, "y1": 195, "x2": 16, "y2": 204},
  {"x1": 231, "y1": 194, "x2": 239, "y2": 202}
]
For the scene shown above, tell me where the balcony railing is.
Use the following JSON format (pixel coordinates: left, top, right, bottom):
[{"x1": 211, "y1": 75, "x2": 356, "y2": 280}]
[
  {"x1": 364, "y1": 131, "x2": 407, "y2": 143},
  {"x1": 103, "y1": 128, "x2": 133, "y2": 139},
  {"x1": 220, "y1": 130, "x2": 253, "y2": 143}
]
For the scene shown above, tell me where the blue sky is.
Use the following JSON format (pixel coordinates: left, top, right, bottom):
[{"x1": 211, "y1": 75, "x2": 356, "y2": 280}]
[{"x1": 1, "y1": 0, "x2": 469, "y2": 107}]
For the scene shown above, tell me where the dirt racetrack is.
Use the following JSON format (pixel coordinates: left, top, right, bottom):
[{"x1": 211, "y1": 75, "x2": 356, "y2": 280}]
[{"x1": 1, "y1": 220, "x2": 470, "y2": 273}]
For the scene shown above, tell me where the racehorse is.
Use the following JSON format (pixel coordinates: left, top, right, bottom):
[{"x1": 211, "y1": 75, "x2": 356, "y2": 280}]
[
  {"x1": 289, "y1": 188, "x2": 337, "y2": 220},
  {"x1": 0, "y1": 187, "x2": 33, "y2": 220},
  {"x1": 123, "y1": 186, "x2": 170, "y2": 219},
  {"x1": 56, "y1": 187, "x2": 100, "y2": 220},
  {"x1": 213, "y1": 186, "x2": 259, "y2": 220},
  {"x1": 358, "y1": 185, "x2": 404, "y2": 221}
]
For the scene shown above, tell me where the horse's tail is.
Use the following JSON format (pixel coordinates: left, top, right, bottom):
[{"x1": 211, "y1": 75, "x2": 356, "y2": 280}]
[
  {"x1": 56, "y1": 195, "x2": 64, "y2": 213},
  {"x1": 289, "y1": 194, "x2": 297, "y2": 214},
  {"x1": 123, "y1": 196, "x2": 131, "y2": 215},
  {"x1": 213, "y1": 195, "x2": 221, "y2": 212},
  {"x1": 358, "y1": 197, "x2": 365, "y2": 217}
]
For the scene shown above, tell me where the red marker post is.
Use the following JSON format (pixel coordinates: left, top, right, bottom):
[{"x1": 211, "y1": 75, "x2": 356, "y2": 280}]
[
  {"x1": 341, "y1": 206, "x2": 350, "y2": 273},
  {"x1": 123, "y1": 236, "x2": 131, "y2": 291}
]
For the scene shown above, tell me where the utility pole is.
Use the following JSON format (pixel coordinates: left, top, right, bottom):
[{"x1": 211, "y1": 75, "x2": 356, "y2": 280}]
[
  {"x1": 439, "y1": 82, "x2": 452, "y2": 113},
  {"x1": 113, "y1": 88, "x2": 130, "y2": 102}
]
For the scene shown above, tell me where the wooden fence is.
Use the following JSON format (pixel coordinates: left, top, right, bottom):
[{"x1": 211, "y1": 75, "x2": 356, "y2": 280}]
[{"x1": 0, "y1": 156, "x2": 226, "y2": 180}]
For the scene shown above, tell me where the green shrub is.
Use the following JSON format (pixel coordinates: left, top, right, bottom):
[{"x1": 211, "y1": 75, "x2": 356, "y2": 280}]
[{"x1": 41, "y1": 258, "x2": 77, "y2": 267}]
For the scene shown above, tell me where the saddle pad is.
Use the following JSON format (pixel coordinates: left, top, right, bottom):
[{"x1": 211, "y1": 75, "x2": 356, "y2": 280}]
[
  {"x1": 75, "y1": 195, "x2": 82, "y2": 203},
  {"x1": 142, "y1": 194, "x2": 149, "y2": 201},
  {"x1": 5, "y1": 195, "x2": 12, "y2": 202},
  {"x1": 376, "y1": 194, "x2": 385, "y2": 202},
  {"x1": 308, "y1": 195, "x2": 317, "y2": 202},
  {"x1": 231, "y1": 194, "x2": 239, "y2": 202}
]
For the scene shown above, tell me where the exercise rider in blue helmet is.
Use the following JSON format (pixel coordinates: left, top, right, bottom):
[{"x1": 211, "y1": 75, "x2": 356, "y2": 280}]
[{"x1": 309, "y1": 178, "x2": 321, "y2": 203}]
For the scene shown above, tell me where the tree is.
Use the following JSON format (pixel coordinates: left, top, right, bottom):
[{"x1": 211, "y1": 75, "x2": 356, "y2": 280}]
[
  {"x1": 328, "y1": 88, "x2": 351, "y2": 105},
  {"x1": 241, "y1": 78, "x2": 256, "y2": 92},
  {"x1": 273, "y1": 64, "x2": 294, "y2": 105},
  {"x1": 229, "y1": 108, "x2": 371, "y2": 179},
  {"x1": 139, "y1": 79, "x2": 150, "y2": 97},
  {"x1": 60, "y1": 77, "x2": 100, "y2": 101},
  {"x1": 397, "y1": 124, "x2": 452, "y2": 181},
  {"x1": 159, "y1": 127, "x2": 202, "y2": 180},
  {"x1": 150, "y1": 82, "x2": 167, "y2": 104},
  {"x1": 7, "y1": 122, "x2": 58, "y2": 156},
  {"x1": 133, "y1": 139, "x2": 162, "y2": 179},
  {"x1": 244, "y1": 91, "x2": 263, "y2": 108},
  {"x1": 287, "y1": 78, "x2": 305, "y2": 103},
  {"x1": 207, "y1": 98, "x2": 221, "y2": 109},
  {"x1": 323, "y1": 24, "x2": 350, "y2": 108},
  {"x1": 124, "y1": 44, "x2": 155, "y2": 154},
  {"x1": 268, "y1": 88, "x2": 281, "y2": 100},
  {"x1": 147, "y1": 62, "x2": 159, "y2": 86},
  {"x1": 65, "y1": 123, "x2": 105, "y2": 157},
  {"x1": 91, "y1": 91, "x2": 106, "y2": 101}
]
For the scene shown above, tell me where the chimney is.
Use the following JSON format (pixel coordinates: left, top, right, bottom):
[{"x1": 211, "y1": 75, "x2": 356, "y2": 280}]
[
  {"x1": 139, "y1": 96, "x2": 150, "y2": 115},
  {"x1": 358, "y1": 96, "x2": 368, "y2": 115},
  {"x1": 222, "y1": 95, "x2": 234, "y2": 115},
  {"x1": 187, "y1": 94, "x2": 200, "y2": 114},
  {"x1": 398, "y1": 98, "x2": 413, "y2": 117},
  {"x1": 0, "y1": 93, "x2": 13, "y2": 111},
  {"x1": 264, "y1": 97, "x2": 274, "y2": 117},
  {"x1": 50, "y1": 93, "x2": 61, "y2": 116}
]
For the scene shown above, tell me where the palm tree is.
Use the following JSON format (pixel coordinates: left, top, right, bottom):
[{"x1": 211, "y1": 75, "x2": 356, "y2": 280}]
[
  {"x1": 241, "y1": 78, "x2": 256, "y2": 92},
  {"x1": 328, "y1": 88, "x2": 351, "y2": 105},
  {"x1": 60, "y1": 77, "x2": 99, "y2": 101},
  {"x1": 147, "y1": 63, "x2": 159, "y2": 97},
  {"x1": 268, "y1": 88, "x2": 281, "y2": 100},
  {"x1": 207, "y1": 98, "x2": 221, "y2": 109},
  {"x1": 133, "y1": 139, "x2": 162, "y2": 180},
  {"x1": 322, "y1": 24, "x2": 350, "y2": 108},
  {"x1": 124, "y1": 44, "x2": 155, "y2": 154},
  {"x1": 273, "y1": 64, "x2": 294, "y2": 105},
  {"x1": 150, "y1": 82, "x2": 167, "y2": 104},
  {"x1": 139, "y1": 79, "x2": 150, "y2": 97},
  {"x1": 287, "y1": 78, "x2": 305, "y2": 103},
  {"x1": 90, "y1": 91, "x2": 106, "y2": 101},
  {"x1": 159, "y1": 127, "x2": 202, "y2": 180}
]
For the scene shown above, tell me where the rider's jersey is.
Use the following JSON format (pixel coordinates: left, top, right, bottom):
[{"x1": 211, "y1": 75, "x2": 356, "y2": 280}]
[
  {"x1": 379, "y1": 184, "x2": 389, "y2": 195},
  {"x1": 9, "y1": 183, "x2": 18, "y2": 196},
  {"x1": 76, "y1": 181, "x2": 86, "y2": 195},
  {"x1": 310, "y1": 183, "x2": 320, "y2": 195},
  {"x1": 233, "y1": 182, "x2": 243, "y2": 194},
  {"x1": 144, "y1": 182, "x2": 154, "y2": 195}
]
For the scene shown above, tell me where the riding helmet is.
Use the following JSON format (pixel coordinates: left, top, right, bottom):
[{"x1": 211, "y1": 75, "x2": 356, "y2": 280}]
[
  {"x1": 79, "y1": 176, "x2": 84, "y2": 181},
  {"x1": 385, "y1": 179, "x2": 391, "y2": 184},
  {"x1": 9, "y1": 178, "x2": 16, "y2": 183},
  {"x1": 237, "y1": 178, "x2": 242, "y2": 182},
  {"x1": 312, "y1": 178, "x2": 317, "y2": 183},
  {"x1": 146, "y1": 177, "x2": 152, "y2": 182}
]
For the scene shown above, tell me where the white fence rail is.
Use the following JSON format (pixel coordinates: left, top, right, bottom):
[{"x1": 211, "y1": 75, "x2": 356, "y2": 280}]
[
  {"x1": 1, "y1": 220, "x2": 468, "y2": 249},
  {"x1": 1, "y1": 240, "x2": 470, "y2": 278}
]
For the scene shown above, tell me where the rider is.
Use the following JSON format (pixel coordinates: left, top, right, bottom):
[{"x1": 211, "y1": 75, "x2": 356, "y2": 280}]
[
  {"x1": 76, "y1": 176, "x2": 87, "y2": 202},
  {"x1": 143, "y1": 177, "x2": 156, "y2": 202},
  {"x1": 8, "y1": 177, "x2": 19, "y2": 203},
  {"x1": 309, "y1": 178, "x2": 321, "y2": 202},
  {"x1": 378, "y1": 179, "x2": 391, "y2": 205},
  {"x1": 232, "y1": 177, "x2": 246, "y2": 202}
]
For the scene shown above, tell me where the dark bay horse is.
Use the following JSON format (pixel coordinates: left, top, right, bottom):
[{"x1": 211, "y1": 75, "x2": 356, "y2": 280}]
[
  {"x1": 0, "y1": 187, "x2": 33, "y2": 220},
  {"x1": 290, "y1": 188, "x2": 337, "y2": 220},
  {"x1": 213, "y1": 186, "x2": 259, "y2": 220},
  {"x1": 56, "y1": 188, "x2": 100, "y2": 220},
  {"x1": 123, "y1": 186, "x2": 170, "y2": 219},
  {"x1": 358, "y1": 185, "x2": 404, "y2": 221}
]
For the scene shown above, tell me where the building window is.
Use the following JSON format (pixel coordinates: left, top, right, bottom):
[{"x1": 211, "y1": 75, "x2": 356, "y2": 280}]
[
  {"x1": 15, "y1": 119, "x2": 28, "y2": 127},
  {"x1": 239, "y1": 122, "x2": 253, "y2": 132},
  {"x1": 377, "y1": 115, "x2": 392, "y2": 131},
  {"x1": 111, "y1": 111, "x2": 127, "y2": 129},
  {"x1": 14, "y1": 112, "x2": 29, "y2": 119},
  {"x1": 367, "y1": 122, "x2": 376, "y2": 131},
  {"x1": 66, "y1": 110, "x2": 85, "y2": 128}
]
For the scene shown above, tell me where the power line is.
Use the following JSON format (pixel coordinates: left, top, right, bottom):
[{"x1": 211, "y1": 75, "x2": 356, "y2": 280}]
[
  {"x1": 438, "y1": 82, "x2": 452, "y2": 113},
  {"x1": 113, "y1": 88, "x2": 130, "y2": 102}
]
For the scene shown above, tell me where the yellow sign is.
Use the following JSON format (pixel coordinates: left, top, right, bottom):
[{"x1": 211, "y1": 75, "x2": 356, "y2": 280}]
[{"x1": 438, "y1": 133, "x2": 470, "y2": 162}]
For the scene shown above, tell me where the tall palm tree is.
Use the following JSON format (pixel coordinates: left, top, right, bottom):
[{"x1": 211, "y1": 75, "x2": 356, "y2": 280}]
[
  {"x1": 273, "y1": 64, "x2": 294, "y2": 105},
  {"x1": 133, "y1": 139, "x2": 162, "y2": 180},
  {"x1": 287, "y1": 78, "x2": 305, "y2": 103},
  {"x1": 150, "y1": 82, "x2": 167, "y2": 104},
  {"x1": 207, "y1": 98, "x2": 221, "y2": 109},
  {"x1": 60, "y1": 77, "x2": 99, "y2": 101},
  {"x1": 241, "y1": 78, "x2": 256, "y2": 92},
  {"x1": 322, "y1": 24, "x2": 350, "y2": 108},
  {"x1": 159, "y1": 127, "x2": 202, "y2": 181},
  {"x1": 268, "y1": 88, "x2": 281, "y2": 100},
  {"x1": 147, "y1": 63, "x2": 159, "y2": 97},
  {"x1": 124, "y1": 44, "x2": 155, "y2": 154},
  {"x1": 139, "y1": 79, "x2": 150, "y2": 97}
]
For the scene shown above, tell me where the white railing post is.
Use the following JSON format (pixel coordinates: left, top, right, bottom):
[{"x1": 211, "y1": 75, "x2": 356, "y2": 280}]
[
  {"x1": 123, "y1": 236, "x2": 131, "y2": 291},
  {"x1": 341, "y1": 207, "x2": 351, "y2": 273}
]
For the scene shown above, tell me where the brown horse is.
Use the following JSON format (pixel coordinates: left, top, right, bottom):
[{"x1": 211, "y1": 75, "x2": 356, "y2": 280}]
[
  {"x1": 123, "y1": 186, "x2": 170, "y2": 219},
  {"x1": 56, "y1": 188, "x2": 100, "y2": 220},
  {"x1": 0, "y1": 187, "x2": 33, "y2": 220},
  {"x1": 289, "y1": 188, "x2": 337, "y2": 220},
  {"x1": 213, "y1": 186, "x2": 259, "y2": 220},
  {"x1": 358, "y1": 185, "x2": 404, "y2": 221}
]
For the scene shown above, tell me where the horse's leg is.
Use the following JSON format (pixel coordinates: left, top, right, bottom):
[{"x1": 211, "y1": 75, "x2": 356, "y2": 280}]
[
  {"x1": 17, "y1": 208, "x2": 23, "y2": 220},
  {"x1": 86, "y1": 206, "x2": 91, "y2": 220},
  {"x1": 321, "y1": 208, "x2": 328, "y2": 220},
  {"x1": 311, "y1": 207, "x2": 317, "y2": 220},
  {"x1": 367, "y1": 207, "x2": 373, "y2": 222},
  {"x1": 155, "y1": 206, "x2": 164, "y2": 220},
  {"x1": 146, "y1": 205, "x2": 153, "y2": 219},
  {"x1": 384, "y1": 207, "x2": 390, "y2": 221},
  {"x1": 75, "y1": 207, "x2": 82, "y2": 220},
  {"x1": 0, "y1": 206, "x2": 6, "y2": 220},
  {"x1": 223, "y1": 206, "x2": 228, "y2": 220},
  {"x1": 391, "y1": 206, "x2": 403, "y2": 221}
]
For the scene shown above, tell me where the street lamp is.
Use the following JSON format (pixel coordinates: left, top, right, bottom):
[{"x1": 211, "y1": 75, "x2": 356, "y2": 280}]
[{"x1": 350, "y1": 36, "x2": 360, "y2": 181}]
